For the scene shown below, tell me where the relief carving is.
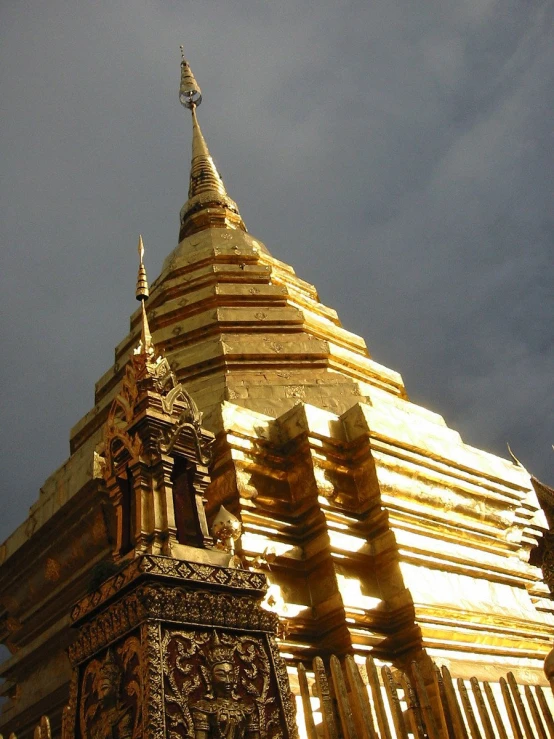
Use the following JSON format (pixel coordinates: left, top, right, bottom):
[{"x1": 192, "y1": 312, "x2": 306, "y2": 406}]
[
  {"x1": 162, "y1": 629, "x2": 287, "y2": 739},
  {"x1": 79, "y1": 636, "x2": 143, "y2": 739},
  {"x1": 69, "y1": 584, "x2": 278, "y2": 666}
]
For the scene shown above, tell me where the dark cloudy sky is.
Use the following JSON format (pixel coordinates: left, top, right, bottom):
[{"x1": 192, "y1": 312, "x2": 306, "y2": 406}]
[{"x1": 1, "y1": 0, "x2": 553, "y2": 545}]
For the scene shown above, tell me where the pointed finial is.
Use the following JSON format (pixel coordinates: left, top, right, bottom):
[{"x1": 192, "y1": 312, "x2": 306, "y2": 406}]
[
  {"x1": 134, "y1": 235, "x2": 153, "y2": 355},
  {"x1": 179, "y1": 47, "x2": 202, "y2": 109},
  {"x1": 136, "y1": 234, "x2": 149, "y2": 301},
  {"x1": 177, "y1": 50, "x2": 246, "y2": 239}
]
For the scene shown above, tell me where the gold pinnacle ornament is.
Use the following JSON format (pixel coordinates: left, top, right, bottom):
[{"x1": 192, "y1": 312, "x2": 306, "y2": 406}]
[
  {"x1": 179, "y1": 46, "x2": 202, "y2": 109},
  {"x1": 177, "y1": 49, "x2": 246, "y2": 239},
  {"x1": 135, "y1": 235, "x2": 153, "y2": 355},
  {"x1": 136, "y1": 234, "x2": 149, "y2": 301}
]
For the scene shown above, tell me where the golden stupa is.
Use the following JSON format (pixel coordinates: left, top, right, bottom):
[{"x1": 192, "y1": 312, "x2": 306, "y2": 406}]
[{"x1": 0, "y1": 54, "x2": 553, "y2": 738}]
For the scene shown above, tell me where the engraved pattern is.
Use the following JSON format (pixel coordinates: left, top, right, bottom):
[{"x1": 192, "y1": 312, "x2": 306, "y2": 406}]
[
  {"x1": 71, "y1": 555, "x2": 267, "y2": 624},
  {"x1": 142, "y1": 621, "x2": 165, "y2": 739},
  {"x1": 62, "y1": 672, "x2": 79, "y2": 739},
  {"x1": 78, "y1": 635, "x2": 143, "y2": 739},
  {"x1": 162, "y1": 629, "x2": 288, "y2": 739},
  {"x1": 69, "y1": 585, "x2": 278, "y2": 665},
  {"x1": 267, "y1": 638, "x2": 298, "y2": 739}
]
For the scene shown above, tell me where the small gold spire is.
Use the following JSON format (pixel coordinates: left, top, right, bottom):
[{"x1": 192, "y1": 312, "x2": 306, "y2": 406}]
[
  {"x1": 188, "y1": 106, "x2": 228, "y2": 200},
  {"x1": 135, "y1": 235, "x2": 153, "y2": 355},
  {"x1": 136, "y1": 234, "x2": 149, "y2": 301},
  {"x1": 178, "y1": 50, "x2": 246, "y2": 240},
  {"x1": 179, "y1": 46, "x2": 202, "y2": 109}
]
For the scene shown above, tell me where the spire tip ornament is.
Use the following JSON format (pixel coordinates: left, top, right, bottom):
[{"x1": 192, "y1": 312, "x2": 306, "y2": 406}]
[
  {"x1": 177, "y1": 51, "x2": 246, "y2": 239},
  {"x1": 179, "y1": 47, "x2": 202, "y2": 109},
  {"x1": 136, "y1": 234, "x2": 149, "y2": 302},
  {"x1": 134, "y1": 235, "x2": 153, "y2": 356}
]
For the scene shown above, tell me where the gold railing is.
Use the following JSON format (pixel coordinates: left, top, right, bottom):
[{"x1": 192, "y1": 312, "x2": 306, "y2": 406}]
[
  {"x1": 292, "y1": 656, "x2": 554, "y2": 739},
  {"x1": 8, "y1": 656, "x2": 554, "y2": 738}
]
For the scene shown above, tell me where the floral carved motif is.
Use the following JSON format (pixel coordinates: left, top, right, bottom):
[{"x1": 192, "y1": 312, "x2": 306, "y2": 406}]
[
  {"x1": 78, "y1": 634, "x2": 143, "y2": 739},
  {"x1": 141, "y1": 621, "x2": 165, "y2": 739},
  {"x1": 69, "y1": 585, "x2": 278, "y2": 666},
  {"x1": 162, "y1": 629, "x2": 292, "y2": 739},
  {"x1": 71, "y1": 556, "x2": 267, "y2": 625}
]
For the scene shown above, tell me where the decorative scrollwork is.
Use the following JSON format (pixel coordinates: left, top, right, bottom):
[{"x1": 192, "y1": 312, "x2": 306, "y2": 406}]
[
  {"x1": 104, "y1": 364, "x2": 143, "y2": 477},
  {"x1": 69, "y1": 584, "x2": 278, "y2": 666},
  {"x1": 142, "y1": 622, "x2": 165, "y2": 739},
  {"x1": 71, "y1": 556, "x2": 268, "y2": 626},
  {"x1": 78, "y1": 635, "x2": 143, "y2": 739},
  {"x1": 162, "y1": 629, "x2": 287, "y2": 739}
]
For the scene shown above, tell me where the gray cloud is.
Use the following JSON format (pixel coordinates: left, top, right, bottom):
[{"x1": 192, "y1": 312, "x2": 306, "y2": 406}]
[{"x1": 0, "y1": 0, "x2": 552, "y2": 543}]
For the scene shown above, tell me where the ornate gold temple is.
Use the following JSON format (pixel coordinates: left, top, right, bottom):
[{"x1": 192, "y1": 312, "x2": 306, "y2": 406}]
[{"x1": 0, "y1": 54, "x2": 553, "y2": 738}]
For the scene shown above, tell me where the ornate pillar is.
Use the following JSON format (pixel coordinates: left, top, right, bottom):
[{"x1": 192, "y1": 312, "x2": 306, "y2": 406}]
[{"x1": 64, "y1": 555, "x2": 298, "y2": 739}]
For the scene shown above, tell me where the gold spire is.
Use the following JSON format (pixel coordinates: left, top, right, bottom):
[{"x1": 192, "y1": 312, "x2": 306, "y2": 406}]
[
  {"x1": 178, "y1": 50, "x2": 246, "y2": 240},
  {"x1": 179, "y1": 46, "x2": 202, "y2": 108},
  {"x1": 188, "y1": 106, "x2": 228, "y2": 200},
  {"x1": 136, "y1": 234, "x2": 149, "y2": 301},
  {"x1": 135, "y1": 235, "x2": 153, "y2": 356}
]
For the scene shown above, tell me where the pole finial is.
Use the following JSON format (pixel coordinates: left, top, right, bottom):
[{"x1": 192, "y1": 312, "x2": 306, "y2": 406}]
[
  {"x1": 179, "y1": 47, "x2": 202, "y2": 109},
  {"x1": 134, "y1": 235, "x2": 153, "y2": 357},
  {"x1": 136, "y1": 234, "x2": 149, "y2": 301}
]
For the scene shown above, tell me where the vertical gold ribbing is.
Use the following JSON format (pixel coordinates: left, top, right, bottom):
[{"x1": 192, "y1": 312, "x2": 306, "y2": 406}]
[
  {"x1": 399, "y1": 673, "x2": 425, "y2": 739},
  {"x1": 381, "y1": 666, "x2": 409, "y2": 739},
  {"x1": 329, "y1": 655, "x2": 358, "y2": 739},
  {"x1": 524, "y1": 684, "x2": 548, "y2": 739},
  {"x1": 457, "y1": 678, "x2": 483, "y2": 739},
  {"x1": 535, "y1": 686, "x2": 554, "y2": 736},
  {"x1": 500, "y1": 677, "x2": 524, "y2": 739},
  {"x1": 507, "y1": 672, "x2": 535, "y2": 739},
  {"x1": 469, "y1": 678, "x2": 495, "y2": 739},
  {"x1": 483, "y1": 682, "x2": 509, "y2": 739},
  {"x1": 433, "y1": 664, "x2": 455, "y2": 738},
  {"x1": 411, "y1": 661, "x2": 441, "y2": 739}
]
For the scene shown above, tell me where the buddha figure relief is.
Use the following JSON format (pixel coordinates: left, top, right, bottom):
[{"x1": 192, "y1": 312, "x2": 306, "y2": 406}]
[
  {"x1": 82, "y1": 649, "x2": 133, "y2": 739},
  {"x1": 191, "y1": 633, "x2": 260, "y2": 739}
]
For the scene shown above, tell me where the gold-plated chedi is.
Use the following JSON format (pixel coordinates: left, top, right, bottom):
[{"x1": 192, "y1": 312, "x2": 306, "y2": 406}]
[{"x1": 0, "y1": 48, "x2": 553, "y2": 739}]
